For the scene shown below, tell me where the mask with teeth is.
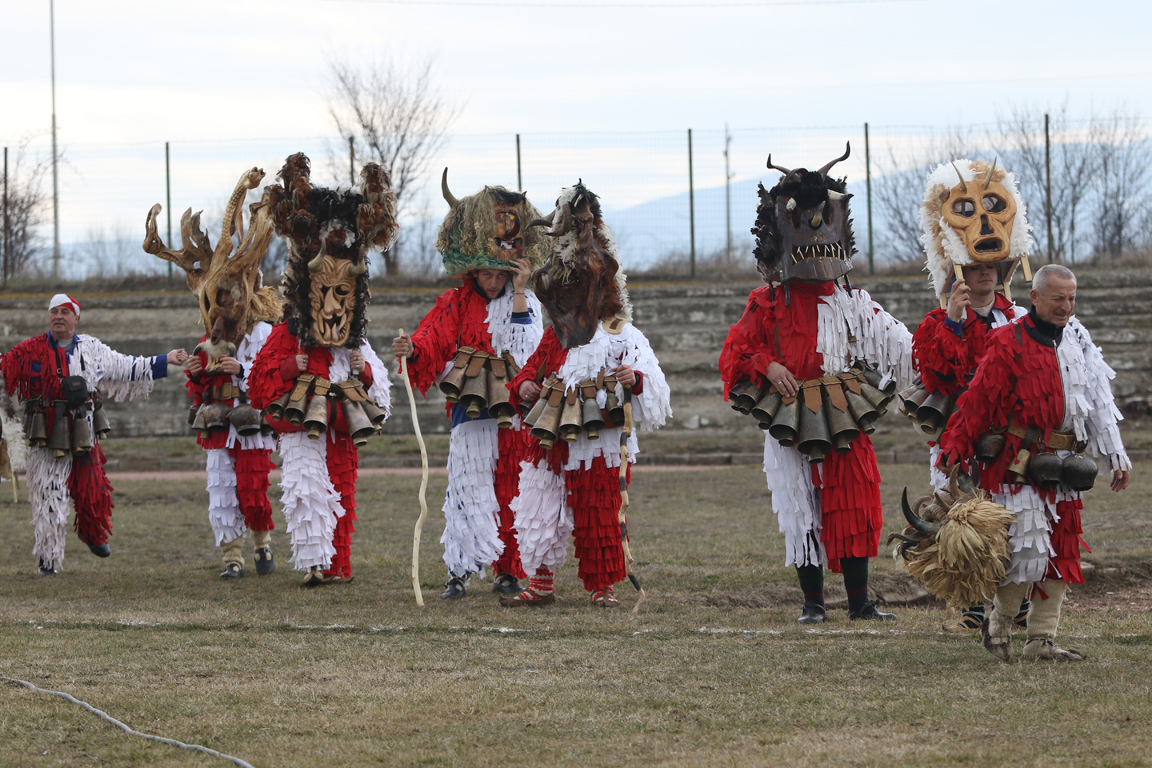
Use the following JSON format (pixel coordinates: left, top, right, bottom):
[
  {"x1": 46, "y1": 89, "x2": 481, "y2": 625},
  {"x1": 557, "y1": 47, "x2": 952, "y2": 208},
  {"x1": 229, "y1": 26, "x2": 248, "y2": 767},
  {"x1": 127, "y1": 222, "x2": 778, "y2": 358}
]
[
  {"x1": 264, "y1": 152, "x2": 398, "y2": 349},
  {"x1": 920, "y1": 158, "x2": 1033, "y2": 300},
  {"x1": 753, "y1": 143, "x2": 856, "y2": 284},
  {"x1": 436, "y1": 169, "x2": 549, "y2": 277}
]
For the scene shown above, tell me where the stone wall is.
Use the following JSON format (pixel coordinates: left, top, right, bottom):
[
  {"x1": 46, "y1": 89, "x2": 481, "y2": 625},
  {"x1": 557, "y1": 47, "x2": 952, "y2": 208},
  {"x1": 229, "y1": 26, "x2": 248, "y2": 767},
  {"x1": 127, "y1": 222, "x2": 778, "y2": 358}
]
[{"x1": 1, "y1": 270, "x2": 1148, "y2": 443}]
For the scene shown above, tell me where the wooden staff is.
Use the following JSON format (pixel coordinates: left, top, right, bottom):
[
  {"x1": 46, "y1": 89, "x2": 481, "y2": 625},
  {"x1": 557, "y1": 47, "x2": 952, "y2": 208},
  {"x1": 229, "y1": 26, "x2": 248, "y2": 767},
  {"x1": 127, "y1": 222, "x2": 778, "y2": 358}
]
[
  {"x1": 398, "y1": 328, "x2": 430, "y2": 607},
  {"x1": 617, "y1": 384, "x2": 646, "y2": 613}
]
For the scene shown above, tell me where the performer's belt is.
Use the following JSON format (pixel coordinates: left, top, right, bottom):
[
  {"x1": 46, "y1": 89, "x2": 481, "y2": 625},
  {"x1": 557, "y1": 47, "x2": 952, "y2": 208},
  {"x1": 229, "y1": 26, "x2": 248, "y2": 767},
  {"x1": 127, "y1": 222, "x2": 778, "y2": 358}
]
[
  {"x1": 207, "y1": 383, "x2": 243, "y2": 402},
  {"x1": 1006, "y1": 424, "x2": 1082, "y2": 452}
]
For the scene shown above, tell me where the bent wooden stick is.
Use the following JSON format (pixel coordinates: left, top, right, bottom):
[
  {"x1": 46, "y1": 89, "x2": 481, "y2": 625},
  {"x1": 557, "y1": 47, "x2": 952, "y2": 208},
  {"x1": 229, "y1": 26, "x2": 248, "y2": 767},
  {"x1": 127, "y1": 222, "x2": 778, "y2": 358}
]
[{"x1": 399, "y1": 329, "x2": 430, "y2": 607}]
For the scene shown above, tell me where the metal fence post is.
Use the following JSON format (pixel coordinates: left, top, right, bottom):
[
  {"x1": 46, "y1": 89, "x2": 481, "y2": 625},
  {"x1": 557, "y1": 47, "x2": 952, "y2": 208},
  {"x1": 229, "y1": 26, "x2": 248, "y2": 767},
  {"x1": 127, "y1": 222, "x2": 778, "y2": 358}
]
[
  {"x1": 688, "y1": 128, "x2": 696, "y2": 279},
  {"x1": 165, "y1": 142, "x2": 173, "y2": 284},
  {"x1": 1045, "y1": 113, "x2": 1054, "y2": 263},
  {"x1": 516, "y1": 134, "x2": 522, "y2": 191},
  {"x1": 865, "y1": 122, "x2": 874, "y2": 276}
]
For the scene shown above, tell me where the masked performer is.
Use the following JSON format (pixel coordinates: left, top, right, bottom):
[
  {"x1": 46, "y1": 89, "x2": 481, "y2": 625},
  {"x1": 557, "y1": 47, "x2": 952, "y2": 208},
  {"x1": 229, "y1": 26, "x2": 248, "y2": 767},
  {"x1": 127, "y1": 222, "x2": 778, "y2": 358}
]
[
  {"x1": 719, "y1": 146, "x2": 913, "y2": 623},
  {"x1": 248, "y1": 153, "x2": 396, "y2": 586},
  {"x1": 938, "y1": 263, "x2": 1129, "y2": 661},
  {"x1": 1, "y1": 295, "x2": 187, "y2": 574},
  {"x1": 907, "y1": 159, "x2": 1030, "y2": 629},
  {"x1": 143, "y1": 167, "x2": 283, "y2": 579},
  {"x1": 505, "y1": 182, "x2": 672, "y2": 608},
  {"x1": 392, "y1": 173, "x2": 547, "y2": 600}
]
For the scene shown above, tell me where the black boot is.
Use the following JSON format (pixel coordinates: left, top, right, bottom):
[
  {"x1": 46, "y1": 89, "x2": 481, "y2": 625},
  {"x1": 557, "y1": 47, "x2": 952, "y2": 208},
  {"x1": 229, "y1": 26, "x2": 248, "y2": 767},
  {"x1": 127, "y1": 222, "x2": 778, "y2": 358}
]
[
  {"x1": 87, "y1": 542, "x2": 111, "y2": 558},
  {"x1": 219, "y1": 563, "x2": 244, "y2": 580},
  {"x1": 492, "y1": 574, "x2": 521, "y2": 595},
  {"x1": 798, "y1": 600, "x2": 826, "y2": 624},
  {"x1": 254, "y1": 547, "x2": 276, "y2": 576},
  {"x1": 848, "y1": 600, "x2": 896, "y2": 621},
  {"x1": 795, "y1": 563, "x2": 825, "y2": 623},
  {"x1": 441, "y1": 577, "x2": 466, "y2": 599}
]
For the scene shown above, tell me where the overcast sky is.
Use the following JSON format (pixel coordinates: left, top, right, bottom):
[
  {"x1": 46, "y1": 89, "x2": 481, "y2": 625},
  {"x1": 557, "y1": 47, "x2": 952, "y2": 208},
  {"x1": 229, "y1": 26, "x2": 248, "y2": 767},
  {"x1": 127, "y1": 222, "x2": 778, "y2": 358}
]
[{"x1": 4, "y1": 0, "x2": 1150, "y2": 144}]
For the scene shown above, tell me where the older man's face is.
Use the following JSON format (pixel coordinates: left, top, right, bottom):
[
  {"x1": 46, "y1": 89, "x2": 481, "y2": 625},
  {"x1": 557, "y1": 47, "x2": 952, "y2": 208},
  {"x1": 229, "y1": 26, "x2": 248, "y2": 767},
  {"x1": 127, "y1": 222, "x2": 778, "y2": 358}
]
[
  {"x1": 48, "y1": 305, "x2": 78, "y2": 341},
  {"x1": 1031, "y1": 275, "x2": 1077, "y2": 327}
]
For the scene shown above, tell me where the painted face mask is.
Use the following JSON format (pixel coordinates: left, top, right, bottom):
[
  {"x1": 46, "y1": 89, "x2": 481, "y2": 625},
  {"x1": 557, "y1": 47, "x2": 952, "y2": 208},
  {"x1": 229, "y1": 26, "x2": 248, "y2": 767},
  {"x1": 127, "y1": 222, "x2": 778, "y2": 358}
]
[
  {"x1": 307, "y1": 250, "x2": 361, "y2": 348},
  {"x1": 436, "y1": 170, "x2": 549, "y2": 277},
  {"x1": 753, "y1": 144, "x2": 856, "y2": 284}
]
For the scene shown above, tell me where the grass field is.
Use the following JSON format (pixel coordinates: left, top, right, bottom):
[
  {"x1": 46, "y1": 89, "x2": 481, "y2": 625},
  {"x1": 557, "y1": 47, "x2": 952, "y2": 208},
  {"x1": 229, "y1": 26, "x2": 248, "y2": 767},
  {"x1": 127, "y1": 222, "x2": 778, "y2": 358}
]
[{"x1": 1, "y1": 461, "x2": 1150, "y2": 767}]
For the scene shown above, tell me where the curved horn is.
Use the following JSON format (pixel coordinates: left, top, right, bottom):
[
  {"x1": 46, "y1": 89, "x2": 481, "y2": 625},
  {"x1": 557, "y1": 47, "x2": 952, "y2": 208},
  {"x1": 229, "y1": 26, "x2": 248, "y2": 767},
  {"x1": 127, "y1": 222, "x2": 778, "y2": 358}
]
[
  {"x1": 951, "y1": 162, "x2": 969, "y2": 193},
  {"x1": 902, "y1": 488, "x2": 942, "y2": 534},
  {"x1": 785, "y1": 197, "x2": 797, "y2": 212},
  {"x1": 307, "y1": 240, "x2": 327, "y2": 273},
  {"x1": 983, "y1": 157, "x2": 998, "y2": 190},
  {"x1": 347, "y1": 256, "x2": 367, "y2": 276},
  {"x1": 952, "y1": 465, "x2": 975, "y2": 495},
  {"x1": 826, "y1": 190, "x2": 852, "y2": 202},
  {"x1": 817, "y1": 142, "x2": 851, "y2": 177},
  {"x1": 766, "y1": 155, "x2": 791, "y2": 175},
  {"x1": 526, "y1": 210, "x2": 556, "y2": 230},
  {"x1": 441, "y1": 168, "x2": 460, "y2": 208}
]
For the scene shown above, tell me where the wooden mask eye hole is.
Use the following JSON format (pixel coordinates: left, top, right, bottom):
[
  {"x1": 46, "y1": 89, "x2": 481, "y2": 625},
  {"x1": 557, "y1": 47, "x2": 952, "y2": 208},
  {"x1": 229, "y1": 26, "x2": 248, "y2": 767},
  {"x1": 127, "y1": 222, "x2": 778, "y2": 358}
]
[
  {"x1": 951, "y1": 199, "x2": 975, "y2": 217},
  {"x1": 982, "y1": 195, "x2": 1006, "y2": 213}
]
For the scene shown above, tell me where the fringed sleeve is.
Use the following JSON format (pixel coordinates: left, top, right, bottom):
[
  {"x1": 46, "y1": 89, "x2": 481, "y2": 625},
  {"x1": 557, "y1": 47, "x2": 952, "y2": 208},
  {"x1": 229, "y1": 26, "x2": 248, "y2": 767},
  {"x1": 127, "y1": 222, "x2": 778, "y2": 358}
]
[
  {"x1": 247, "y1": 323, "x2": 299, "y2": 410},
  {"x1": 508, "y1": 329, "x2": 566, "y2": 411},
  {"x1": 81, "y1": 335, "x2": 159, "y2": 402},
  {"x1": 938, "y1": 325, "x2": 1021, "y2": 470},
  {"x1": 406, "y1": 287, "x2": 464, "y2": 396},
  {"x1": 913, "y1": 309, "x2": 972, "y2": 396},
  {"x1": 1064, "y1": 320, "x2": 1130, "y2": 473},
  {"x1": 0, "y1": 339, "x2": 39, "y2": 402},
  {"x1": 489, "y1": 289, "x2": 544, "y2": 367},
  {"x1": 718, "y1": 286, "x2": 776, "y2": 399},
  {"x1": 839, "y1": 288, "x2": 914, "y2": 390},
  {"x1": 238, "y1": 322, "x2": 273, "y2": 395},
  {"x1": 616, "y1": 324, "x2": 672, "y2": 432},
  {"x1": 360, "y1": 340, "x2": 392, "y2": 419}
]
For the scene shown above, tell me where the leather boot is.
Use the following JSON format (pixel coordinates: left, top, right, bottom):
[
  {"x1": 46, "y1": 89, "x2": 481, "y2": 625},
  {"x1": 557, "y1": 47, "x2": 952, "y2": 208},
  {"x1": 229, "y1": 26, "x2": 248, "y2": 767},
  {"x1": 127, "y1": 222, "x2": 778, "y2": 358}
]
[
  {"x1": 1022, "y1": 579, "x2": 1085, "y2": 661},
  {"x1": 252, "y1": 529, "x2": 275, "y2": 576},
  {"x1": 220, "y1": 536, "x2": 244, "y2": 579},
  {"x1": 984, "y1": 581, "x2": 1030, "y2": 661},
  {"x1": 798, "y1": 600, "x2": 826, "y2": 624}
]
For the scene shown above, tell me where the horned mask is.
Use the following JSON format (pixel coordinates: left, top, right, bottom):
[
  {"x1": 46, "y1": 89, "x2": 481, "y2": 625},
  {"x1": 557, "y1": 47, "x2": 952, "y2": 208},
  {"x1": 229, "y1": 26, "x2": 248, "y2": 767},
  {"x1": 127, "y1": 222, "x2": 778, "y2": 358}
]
[
  {"x1": 753, "y1": 143, "x2": 856, "y2": 284},
  {"x1": 530, "y1": 182, "x2": 631, "y2": 349},
  {"x1": 920, "y1": 159, "x2": 1033, "y2": 300},
  {"x1": 143, "y1": 167, "x2": 283, "y2": 355},
  {"x1": 264, "y1": 152, "x2": 398, "y2": 349},
  {"x1": 436, "y1": 169, "x2": 549, "y2": 277}
]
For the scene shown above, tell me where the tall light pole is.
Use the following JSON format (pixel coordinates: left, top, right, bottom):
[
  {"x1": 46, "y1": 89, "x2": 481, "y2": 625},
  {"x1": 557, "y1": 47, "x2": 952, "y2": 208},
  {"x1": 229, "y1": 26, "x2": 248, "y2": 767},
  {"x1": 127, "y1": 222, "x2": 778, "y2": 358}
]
[{"x1": 50, "y1": 0, "x2": 61, "y2": 280}]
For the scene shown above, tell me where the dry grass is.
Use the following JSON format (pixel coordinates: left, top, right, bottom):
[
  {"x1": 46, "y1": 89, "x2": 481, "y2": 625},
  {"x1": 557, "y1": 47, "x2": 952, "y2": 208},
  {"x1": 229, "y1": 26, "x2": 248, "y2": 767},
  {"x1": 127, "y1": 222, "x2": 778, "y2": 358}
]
[{"x1": 1, "y1": 463, "x2": 1150, "y2": 767}]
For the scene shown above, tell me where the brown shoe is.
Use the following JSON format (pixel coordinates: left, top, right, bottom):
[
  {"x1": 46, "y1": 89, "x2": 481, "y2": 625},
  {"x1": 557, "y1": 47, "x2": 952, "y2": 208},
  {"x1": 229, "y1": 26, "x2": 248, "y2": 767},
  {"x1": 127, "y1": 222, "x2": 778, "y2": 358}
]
[
  {"x1": 322, "y1": 574, "x2": 354, "y2": 584},
  {"x1": 500, "y1": 588, "x2": 555, "y2": 607},
  {"x1": 301, "y1": 567, "x2": 324, "y2": 588}
]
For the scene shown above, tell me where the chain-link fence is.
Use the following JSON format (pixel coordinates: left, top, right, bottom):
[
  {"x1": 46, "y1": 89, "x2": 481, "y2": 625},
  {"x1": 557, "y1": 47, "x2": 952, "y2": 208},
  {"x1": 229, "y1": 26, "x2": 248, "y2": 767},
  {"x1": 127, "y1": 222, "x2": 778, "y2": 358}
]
[{"x1": 4, "y1": 115, "x2": 1150, "y2": 283}]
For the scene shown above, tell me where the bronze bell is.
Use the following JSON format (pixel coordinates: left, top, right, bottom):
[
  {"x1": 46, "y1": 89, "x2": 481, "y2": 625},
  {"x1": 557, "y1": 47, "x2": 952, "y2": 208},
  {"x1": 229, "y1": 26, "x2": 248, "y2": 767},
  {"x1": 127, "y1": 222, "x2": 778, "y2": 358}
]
[
  {"x1": 48, "y1": 404, "x2": 70, "y2": 458},
  {"x1": 916, "y1": 391, "x2": 953, "y2": 436},
  {"x1": 861, "y1": 366, "x2": 896, "y2": 398},
  {"x1": 825, "y1": 399, "x2": 860, "y2": 455},
  {"x1": 899, "y1": 385, "x2": 930, "y2": 418},
  {"x1": 844, "y1": 388, "x2": 879, "y2": 435},
  {"x1": 439, "y1": 348, "x2": 474, "y2": 403},
  {"x1": 1061, "y1": 453, "x2": 1098, "y2": 492},
  {"x1": 730, "y1": 379, "x2": 767, "y2": 415},
  {"x1": 974, "y1": 431, "x2": 1007, "y2": 464},
  {"x1": 1027, "y1": 452, "x2": 1063, "y2": 489},
  {"x1": 187, "y1": 402, "x2": 200, "y2": 427},
  {"x1": 228, "y1": 404, "x2": 264, "y2": 437},
  {"x1": 359, "y1": 399, "x2": 387, "y2": 427},
  {"x1": 201, "y1": 402, "x2": 232, "y2": 433},
  {"x1": 857, "y1": 379, "x2": 890, "y2": 414},
  {"x1": 558, "y1": 392, "x2": 583, "y2": 443},
  {"x1": 750, "y1": 390, "x2": 783, "y2": 430},
  {"x1": 265, "y1": 391, "x2": 291, "y2": 421},
  {"x1": 284, "y1": 385, "x2": 310, "y2": 427},
  {"x1": 191, "y1": 404, "x2": 208, "y2": 433},
  {"x1": 459, "y1": 369, "x2": 488, "y2": 419},
  {"x1": 530, "y1": 400, "x2": 562, "y2": 449},
  {"x1": 91, "y1": 401, "x2": 111, "y2": 439},
  {"x1": 522, "y1": 396, "x2": 548, "y2": 428},
  {"x1": 28, "y1": 410, "x2": 48, "y2": 447},
  {"x1": 487, "y1": 369, "x2": 516, "y2": 430},
  {"x1": 303, "y1": 395, "x2": 329, "y2": 440},
  {"x1": 768, "y1": 396, "x2": 799, "y2": 447},
  {"x1": 1005, "y1": 447, "x2": 1032, "y2": 485},
  {"x1": 71, "y1": 412, "x2": 94, "y2": 454},
  {"x1": 605, "y1": 386, "x2": 625, "y2": 426},
  {"x1": 582, "y1": 397, "x2": 604, "y2": 441},
  {"x1": 343, "y1": 401, "x2": 376, "y2": 448},
  {"x1": 797, "y1": 399, "x2": 832, "y2": 463}
]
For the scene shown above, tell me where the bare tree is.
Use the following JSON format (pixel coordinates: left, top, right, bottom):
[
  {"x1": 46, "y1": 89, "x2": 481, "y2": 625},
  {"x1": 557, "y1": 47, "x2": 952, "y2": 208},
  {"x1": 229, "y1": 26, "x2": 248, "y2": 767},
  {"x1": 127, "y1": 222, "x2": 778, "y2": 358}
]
[
  {"x1": 1088, "y1": 112, "x2": 1152, "y2": 260},
  {"x1": 2, "y1": 139, "x2": 51, "y2": 282},
  {"x1": 872, "y1": 130, "x2": 976, "y2": 264},
  {"x1": 325, "y1": 55, "x2": 459, "y2": 275},
  {"x1": 992, "y1": 105, "x2": 1097, "y2": 263}
]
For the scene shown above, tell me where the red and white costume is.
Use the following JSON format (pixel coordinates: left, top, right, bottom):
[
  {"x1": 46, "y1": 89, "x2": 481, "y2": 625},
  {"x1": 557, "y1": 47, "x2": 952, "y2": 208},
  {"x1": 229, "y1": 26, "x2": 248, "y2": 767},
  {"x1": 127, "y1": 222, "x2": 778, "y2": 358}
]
[
  {"x1": 403, "y1": 282, "x2": 542, "y2": 580},
  {"x1": 508, "y1": 321, "x2": 671, "y2": 593},
  {"x1": 719, "y1": 281, "x2": 913, "y2": 571},
  {"x1": 938, "y1": 312, "x2": 1129, "y2": 586},
  {"x1": 913, "y1": 294, "x2": 1023, "y2": 490},
  {"x1": 2, "y1": 333, "x2": 169, "y2": 570},
  {"x1": 247, "y1": 326, "x2": 390, "y2": 578},
  {"x1": 186, "y1": 323, "x2": 276, "y2": 547}
]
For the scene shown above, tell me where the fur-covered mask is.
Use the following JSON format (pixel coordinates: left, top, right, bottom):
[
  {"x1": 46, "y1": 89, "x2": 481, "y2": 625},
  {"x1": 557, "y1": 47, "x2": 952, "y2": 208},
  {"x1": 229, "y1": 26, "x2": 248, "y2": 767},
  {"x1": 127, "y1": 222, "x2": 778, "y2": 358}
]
[
  {"x1": 143, "y1": 167, "x2": 282, "y2": 351},
  {"x1": 263, "y1": 153, "x2": 397, "y2": 349},
  {"x1": 920, "y1": 159, "x2": 1033, "y2": 298},
  {"x1": 436, "y1": 169, "x2": 549, "y2": 277},
  {"x1": 753, "y1": 144, "x2": 855, "y2": 284},
  {"x1": 531, "y1": 182, "x2": 631, "y2": 349}
]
